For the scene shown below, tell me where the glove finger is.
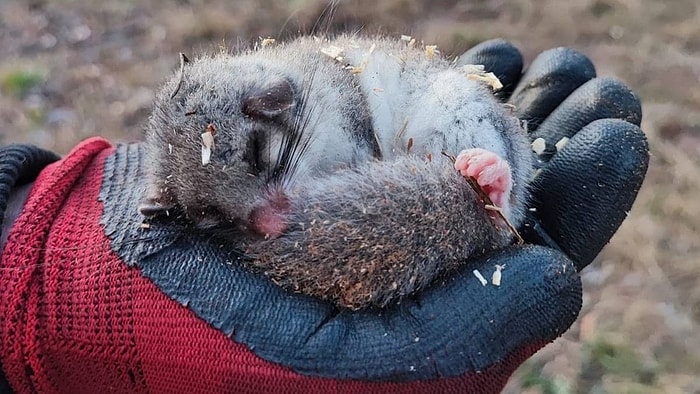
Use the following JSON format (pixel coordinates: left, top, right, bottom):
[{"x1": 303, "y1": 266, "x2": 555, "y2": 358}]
[
  {"x1": 455, "y1": 38, "x2": 524, "y2": 99},
  {"x1": 531, "y1": 78, "x2": 642, "y2": 162},
  {"x1": 0, "y1": 144, "x2": 60, "y2": 238},
  {"x1": 509, "y1": 47, "x2": 596, "y2": 132},
  {"x1": 529, "y1": 118, "x2": 649, "y2": 270}
]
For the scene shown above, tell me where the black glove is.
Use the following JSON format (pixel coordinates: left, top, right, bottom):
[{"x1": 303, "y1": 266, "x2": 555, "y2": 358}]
[
  {"x1": 460, "y1": 39, "x2": 647, "y2": 270},
  {"x1": 0, "y1": 40, "x2": 648, "y2": 394}
]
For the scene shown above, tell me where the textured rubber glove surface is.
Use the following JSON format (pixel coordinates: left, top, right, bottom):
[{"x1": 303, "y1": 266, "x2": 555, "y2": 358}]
[{"x1": 461, "y1": 39, "x2": 649, "y2": 270}]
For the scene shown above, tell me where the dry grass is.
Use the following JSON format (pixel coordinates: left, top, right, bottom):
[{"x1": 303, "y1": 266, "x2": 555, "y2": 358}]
[{"x1": 2, "y1": 0, "x2": 699, "y2": 392}]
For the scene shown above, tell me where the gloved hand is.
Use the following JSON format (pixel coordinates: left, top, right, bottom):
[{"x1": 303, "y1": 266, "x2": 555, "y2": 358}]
[
  {"x1": 0, "y1": 39, "x2": 648, "y2": 394},
  {"x1": 459, "y1": 39, "x2": 647, "y2": 268}
]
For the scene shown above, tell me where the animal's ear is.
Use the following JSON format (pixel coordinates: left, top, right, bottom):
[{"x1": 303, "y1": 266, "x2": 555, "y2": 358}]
[
  {"x1": 138, "y1": 187, "x2": 174, "y2": 217},
  {"x1": 243, "y1": 79, "x2": 294, "y2": 118}
]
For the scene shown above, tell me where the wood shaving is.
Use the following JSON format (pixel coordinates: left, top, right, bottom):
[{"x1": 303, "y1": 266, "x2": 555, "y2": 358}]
[
  {"x1": 461, "y1": 64, "x2": 502, "y2": 90},
  {"x1": 473, "y1": 269, "x2": 488, "y2": 286},
  {"x1": 555, "y1": 136, "x2": 570, "y2": 152},
  {"x1": 492, "y1": 264, "x2": 505, "y2": 286},
  {"x1": 468, "y1": 73, "x2": 503, "y2": 90},
  {"x1": 425, "y1": 45, "x2": 439, "y2": 59},
  {"x1": 321, "y1": 45, "x2": 344, "y2": 62},
  {"x1": 531, "y1": 137, "x2": 546, "y2": 155},
  {"x1": 400, "y1": 35, "x2": 416, "y2": 47},
  {"x1": 346, "y1": 43, "x2": 375, "y2": 74},
  {"x1": 201, "y1": 131, "x2": 215, "y2": 165},
  {"x1": 464, "y1": 65, "x2": 503, "y2": 92},
  {"x1": 260, "y1": 37, "x2": 276, "y2": 47}
]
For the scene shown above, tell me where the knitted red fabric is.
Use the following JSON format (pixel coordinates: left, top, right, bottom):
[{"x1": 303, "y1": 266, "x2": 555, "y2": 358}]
[{"x1": 0, "y1": 137, "x2": 540, "y2": 393}]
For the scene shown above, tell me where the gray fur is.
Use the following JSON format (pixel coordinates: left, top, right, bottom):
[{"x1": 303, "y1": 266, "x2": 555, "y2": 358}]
[
  {"x1": 242, "y1": 156, "x2": 506, "y2": 309},
  {"x1": 142, "y1": 35, "x2": 534, "y2": 309},
  {"x1": 142, "y1": 38, "x2": 379, "y2": 229}
]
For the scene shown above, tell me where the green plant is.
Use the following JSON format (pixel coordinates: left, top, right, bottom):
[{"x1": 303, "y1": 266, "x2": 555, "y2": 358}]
[{"x1": 1, "y1": 70, "x2": 44, "y2": 99}]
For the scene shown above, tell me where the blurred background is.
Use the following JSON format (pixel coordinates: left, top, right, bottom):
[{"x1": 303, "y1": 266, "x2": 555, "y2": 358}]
[{"x1": 1, "y1": 0, "x2": 699, "y2": 392}]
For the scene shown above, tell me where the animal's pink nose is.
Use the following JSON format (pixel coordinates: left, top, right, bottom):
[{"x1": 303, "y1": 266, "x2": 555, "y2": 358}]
[{"x1": 248, "y1": 191, "x2": 290, "y2": 238}]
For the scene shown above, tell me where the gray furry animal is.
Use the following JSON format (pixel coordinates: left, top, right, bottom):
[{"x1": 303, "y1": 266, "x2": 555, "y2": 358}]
[{"x1": 140, "y1": 35, "x2": 534, "y2": 309}]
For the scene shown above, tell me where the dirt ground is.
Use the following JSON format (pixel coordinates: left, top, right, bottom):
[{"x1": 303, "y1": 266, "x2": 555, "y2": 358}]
[{"x1": 2, "y1": 0, "x2": 699, "y2": 392}]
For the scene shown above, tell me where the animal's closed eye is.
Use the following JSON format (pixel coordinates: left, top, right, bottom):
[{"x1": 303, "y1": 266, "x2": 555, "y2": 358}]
[{"x1": 245, "y1": 128, "x2": 267, "y2": 175}]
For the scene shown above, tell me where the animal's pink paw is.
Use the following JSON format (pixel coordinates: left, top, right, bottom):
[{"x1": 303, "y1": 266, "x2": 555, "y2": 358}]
[{"x1": 454, "y1": 148, "x2": 512, "y2": 218}]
